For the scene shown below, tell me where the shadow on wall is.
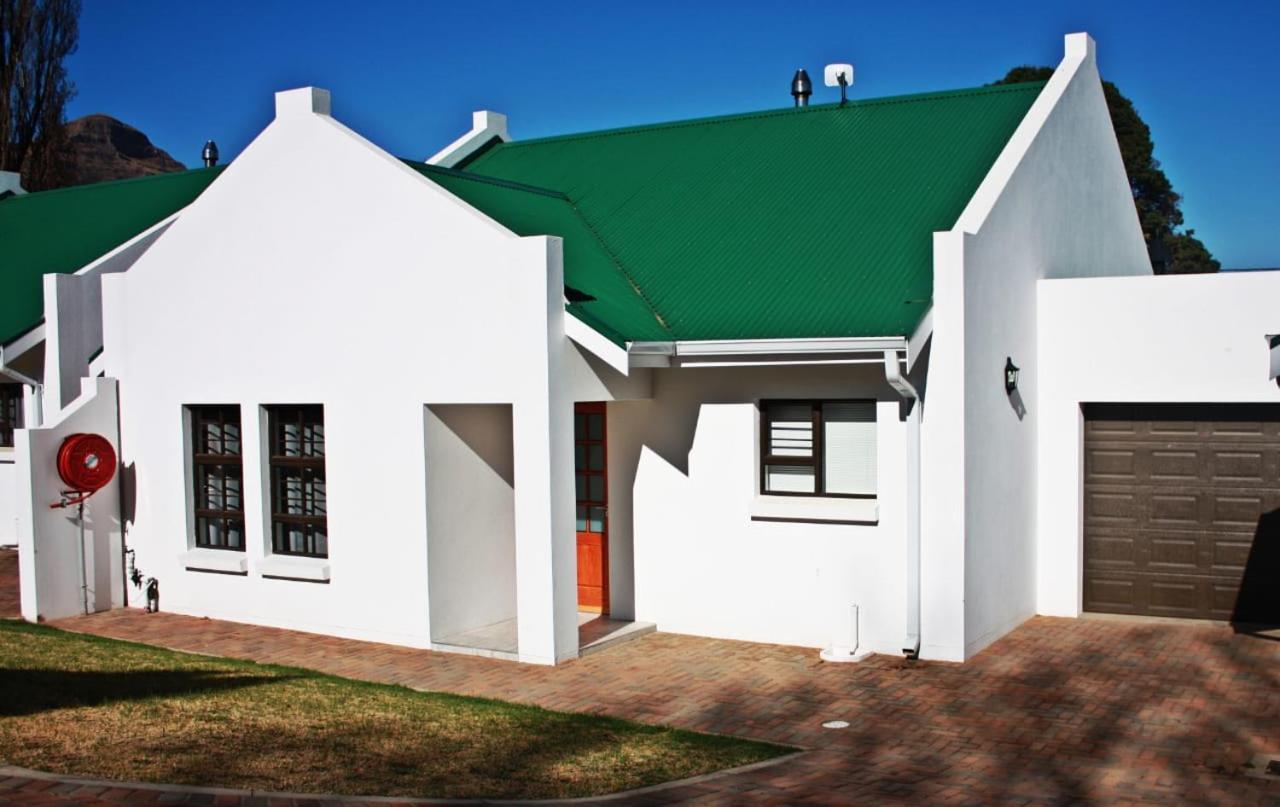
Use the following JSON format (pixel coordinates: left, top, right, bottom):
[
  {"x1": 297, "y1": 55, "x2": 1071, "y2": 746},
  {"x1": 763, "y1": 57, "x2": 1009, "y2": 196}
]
[
  {"x1": 118, "y1": 462, "x2": 137, "y2": 526},
  {"x1": 1008, "y1": 387, "x2": 1027, "y2": 421},
  {"x1": 1232, "y1": 509, "x2": 1280, "y2": 635}
]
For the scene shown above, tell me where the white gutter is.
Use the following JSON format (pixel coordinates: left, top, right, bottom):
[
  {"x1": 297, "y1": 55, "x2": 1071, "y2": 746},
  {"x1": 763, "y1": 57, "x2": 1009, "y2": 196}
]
[
  {"x1": 884, "y1": 349, "x2": 921, "y2": 658},
  {"x1": 628, "y1": 336, "x2": 910, "y2": 367},
  {"x1": 631, "y1": 336, "x2": 907, "y2": 357}
]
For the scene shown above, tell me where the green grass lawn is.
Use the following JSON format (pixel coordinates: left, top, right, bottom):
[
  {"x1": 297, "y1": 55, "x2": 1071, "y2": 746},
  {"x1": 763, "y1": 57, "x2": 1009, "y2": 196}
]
[{"x1": 0, "y1": 620, "x2": 791, "y2": 799}]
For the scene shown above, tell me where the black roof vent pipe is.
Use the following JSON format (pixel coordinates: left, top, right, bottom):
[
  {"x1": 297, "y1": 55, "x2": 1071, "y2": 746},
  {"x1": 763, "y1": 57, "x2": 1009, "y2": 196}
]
[
  {"x1": 202, "y1": 140, "x2": 219, "y2": 167},
  {"x1": 790, "y1": 69, "x2": 812, "y2": 107}
]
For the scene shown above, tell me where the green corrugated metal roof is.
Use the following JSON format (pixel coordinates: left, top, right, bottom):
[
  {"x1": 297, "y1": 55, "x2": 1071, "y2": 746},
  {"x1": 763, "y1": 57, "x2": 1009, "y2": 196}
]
[
  {"x1": 0, "y1": 167, "x2": 224, "y2": 344},
  {"x1": 1, "y1": 82, "x2": 1041, "y2": 350},
  {"x1": 407, "y1": 163, "x2": 670, "y2": 343},
  {"x1": 464, "y1": 82, "x2": 1045, "y2": 342}
]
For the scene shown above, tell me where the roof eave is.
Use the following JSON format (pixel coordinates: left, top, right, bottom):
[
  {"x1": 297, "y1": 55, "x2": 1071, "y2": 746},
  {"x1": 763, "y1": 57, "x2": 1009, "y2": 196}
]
[{"x1": 628, "y1": 336, "x2": 909, "y2": 368}]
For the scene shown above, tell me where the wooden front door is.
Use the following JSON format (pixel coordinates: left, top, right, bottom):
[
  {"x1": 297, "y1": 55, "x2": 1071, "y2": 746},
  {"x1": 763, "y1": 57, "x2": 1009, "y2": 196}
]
[{"x1": 575, "y1": 402, "x2": 609, "y2": 613}]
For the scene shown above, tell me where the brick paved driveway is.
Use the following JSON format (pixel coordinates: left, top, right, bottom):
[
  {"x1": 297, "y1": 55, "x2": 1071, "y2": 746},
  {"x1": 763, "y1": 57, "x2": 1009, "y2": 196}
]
[{"x1": 2, "y1": 548, "x2": 1279, "y2": 804}]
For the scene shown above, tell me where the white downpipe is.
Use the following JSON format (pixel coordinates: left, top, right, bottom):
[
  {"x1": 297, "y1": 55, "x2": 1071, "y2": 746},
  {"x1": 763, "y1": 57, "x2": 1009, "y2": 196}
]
[{"x1": 884, "y1": 350, "x2": 922, "y2": 658}]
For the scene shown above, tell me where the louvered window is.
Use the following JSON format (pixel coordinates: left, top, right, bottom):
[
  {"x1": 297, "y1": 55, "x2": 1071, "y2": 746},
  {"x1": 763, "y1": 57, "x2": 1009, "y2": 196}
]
[{"x1": 760, "y1": 400, "x2": 876, "y2": 497}]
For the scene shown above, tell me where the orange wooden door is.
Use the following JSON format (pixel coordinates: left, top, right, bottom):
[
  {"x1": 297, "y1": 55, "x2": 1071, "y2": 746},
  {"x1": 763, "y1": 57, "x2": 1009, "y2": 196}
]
[{"x1": 574, "y1": 402, "x2": 608, "y2": 613}]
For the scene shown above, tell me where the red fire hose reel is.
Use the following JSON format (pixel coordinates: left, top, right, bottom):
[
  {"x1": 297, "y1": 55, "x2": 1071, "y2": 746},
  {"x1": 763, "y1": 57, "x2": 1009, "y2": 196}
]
[{"x1": 50, "y1": 433, "x2": 117, "y2": 509}]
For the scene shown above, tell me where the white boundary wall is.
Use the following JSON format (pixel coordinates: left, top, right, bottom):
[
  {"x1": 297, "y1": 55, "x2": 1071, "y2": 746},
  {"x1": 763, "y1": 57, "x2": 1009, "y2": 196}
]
[
  {"x1": 1037, "y1": 271, "x2": 1280, "y2": 616},
  {"x1": 16, "y1": 377, "x2": 123, "y2": 621}
]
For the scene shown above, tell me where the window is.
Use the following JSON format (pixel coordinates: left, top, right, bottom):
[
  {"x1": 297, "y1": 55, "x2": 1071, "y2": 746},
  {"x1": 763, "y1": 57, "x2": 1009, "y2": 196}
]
[
  {"x1": 760, "y1": 400, "x2": 876, "y2": 497},
  {"x1": 0, "y1": 385, "x2": 22, "y2": 447},
  {"x1": 267, "y1": 405, "x2": 328, "y2": 557},
  {"x1": 189, "y1": 405, "x2": 245, "y2": 550}
]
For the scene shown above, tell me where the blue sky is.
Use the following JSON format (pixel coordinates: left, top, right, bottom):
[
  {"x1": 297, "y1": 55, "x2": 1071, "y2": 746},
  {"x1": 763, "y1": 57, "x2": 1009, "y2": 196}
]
[{"x1": 67, "y1": 1, "x2": 1278, "y2": 268}]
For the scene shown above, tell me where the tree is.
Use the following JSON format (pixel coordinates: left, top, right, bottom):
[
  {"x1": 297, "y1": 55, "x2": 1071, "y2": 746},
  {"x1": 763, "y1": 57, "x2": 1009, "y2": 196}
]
[
  {"x1": 994, "y1": 66, "x2": 1219, "y2": 274},
  {"x1": 1, "y1": 0, "x2": 79, "y2": 190}
]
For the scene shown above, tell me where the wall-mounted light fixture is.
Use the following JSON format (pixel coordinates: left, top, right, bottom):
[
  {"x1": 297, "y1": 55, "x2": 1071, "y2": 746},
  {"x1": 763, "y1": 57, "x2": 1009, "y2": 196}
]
[{"x1": 1004, "y1": 357, "x2": 1020, "y2": 396}]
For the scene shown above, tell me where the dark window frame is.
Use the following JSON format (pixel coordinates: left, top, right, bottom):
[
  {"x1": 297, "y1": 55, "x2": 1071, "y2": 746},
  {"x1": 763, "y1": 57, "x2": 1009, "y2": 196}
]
[
  {"x1": 189, "y1": 405, "x2": 246, "y2": 551},
  {"x1": 759, "y1": 399, "x2": 877, "y2": 499},
  {"x1": 267, "y1": 404, "x2": 328, "y2": 558},
  {"x1": 0, "y1": 385, "x2": 23, "y2": 448}
]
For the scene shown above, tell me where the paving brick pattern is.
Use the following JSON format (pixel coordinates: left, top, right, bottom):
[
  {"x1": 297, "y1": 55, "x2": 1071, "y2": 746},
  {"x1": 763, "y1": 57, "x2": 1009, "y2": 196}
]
[
  {"x1": 1, "y1": 548, "x2": 1278, "y2": 804},
  {"x1": 0, "y1": 550, "x2": 18, "y2": 619}
]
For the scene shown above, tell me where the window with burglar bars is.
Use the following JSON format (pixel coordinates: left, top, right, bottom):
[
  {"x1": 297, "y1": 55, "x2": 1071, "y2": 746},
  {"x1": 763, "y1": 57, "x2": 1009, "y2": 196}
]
[
  {"x1": 267, "y1": 405, "x2": 328, "y2": 557},
  {"x1": 760, "y1": 400, "x2": 877, "y2": 497},
  {"x1": 189, "y1": 405, "x2": 246, "y2": 550},
  {"x1": 0, "y1": 385, "x2": 22, "y2": 447}
]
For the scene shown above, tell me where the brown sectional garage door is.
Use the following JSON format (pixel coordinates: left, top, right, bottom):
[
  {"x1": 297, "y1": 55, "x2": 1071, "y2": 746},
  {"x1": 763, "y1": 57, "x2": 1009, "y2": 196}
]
[{"x1": 1083, "y1": 403, "x2": 1280, "y2": 623}]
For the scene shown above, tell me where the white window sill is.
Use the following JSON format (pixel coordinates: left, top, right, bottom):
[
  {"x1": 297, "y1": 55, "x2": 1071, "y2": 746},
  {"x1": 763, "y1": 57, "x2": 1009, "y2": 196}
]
[
  {"x1": 750, "y1": 494, "x2": 878, "y2": 525},
  {"x1": 259, "y1": 555, "x2": 331, "y2": 583},
  {"x1": 180, "y1": 548, "x2": 248, "y2": 575},
  {"x1": 0, "y1": 446, "x2": 14, "y2": 462}
]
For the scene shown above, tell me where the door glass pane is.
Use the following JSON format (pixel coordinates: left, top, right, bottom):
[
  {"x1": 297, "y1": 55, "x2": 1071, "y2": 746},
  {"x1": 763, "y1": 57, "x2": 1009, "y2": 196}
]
[
  {"x1": 588, "y1": 475, "x2": 604, "y2": 502},
  {"x1": 588, "y1": 444, "x2": 605, "y2": 471},
  {"x1": 575, "y1": 444, "x2": 586, "y2": 469},
  {"x1": 588, "y1": 506, "x2": 605, "y2": 532},
  {"x1": 587, "y1": 413, "x2": 604, "y2": 440},
  {"x1": 765, "y1": 465, "x2": 816, "y2": 493},
  {"x1": 575, "y1": 473, "x2": 587, "y2": 500},
  {"x1": 574, "y1": 413, "x2": 585, "y2": 439},
  {"x1": 576, "y1": 505, "x2": 588, "y2": 531}
]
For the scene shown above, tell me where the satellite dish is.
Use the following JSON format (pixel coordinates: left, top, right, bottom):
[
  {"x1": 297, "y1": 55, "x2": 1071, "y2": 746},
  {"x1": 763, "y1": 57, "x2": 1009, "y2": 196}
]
[{"x1": 824, "y1": 63, "x2": 854, "y2": 88}]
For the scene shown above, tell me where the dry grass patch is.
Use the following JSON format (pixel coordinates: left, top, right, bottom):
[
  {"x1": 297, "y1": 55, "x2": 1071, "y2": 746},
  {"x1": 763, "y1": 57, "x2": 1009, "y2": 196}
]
[{"x1": 0, "y1": 621, "x2": 790, "y2": 799}]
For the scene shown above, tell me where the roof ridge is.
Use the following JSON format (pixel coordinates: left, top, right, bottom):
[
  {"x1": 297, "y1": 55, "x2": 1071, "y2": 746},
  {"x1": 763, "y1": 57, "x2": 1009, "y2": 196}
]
[
  {"x1": 493, "y1": 81, "x2": 1048, "y2": 150},
  {"x1": 407, "y1": 161, "x2": 569, "y2": 200},
  {"x1": 2, "y1": 165, "x2": 224, "y2": 203}
]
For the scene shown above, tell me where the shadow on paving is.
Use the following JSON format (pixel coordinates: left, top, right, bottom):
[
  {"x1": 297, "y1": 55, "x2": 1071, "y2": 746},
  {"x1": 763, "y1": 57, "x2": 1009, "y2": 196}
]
[
  {"x1": 683, "y1": 621, "x2": 1280, "y2": 802},
  {"x1": 0, "y1": 667, "x2": 286, "y2": 717}
]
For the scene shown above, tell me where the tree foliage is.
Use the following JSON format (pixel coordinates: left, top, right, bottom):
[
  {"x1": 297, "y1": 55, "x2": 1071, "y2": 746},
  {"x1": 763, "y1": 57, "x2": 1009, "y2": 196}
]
[
  {"x1": 994, "y1": 66, "x2": 1218, "y2": 274},
  {"x1": 0, "y1": 0, "x2": 79, "y2": 190}
]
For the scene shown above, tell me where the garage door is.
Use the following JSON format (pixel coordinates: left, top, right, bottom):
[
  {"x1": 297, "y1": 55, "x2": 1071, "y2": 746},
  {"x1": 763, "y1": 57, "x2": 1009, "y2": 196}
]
[{"x1": 1083, "y1": 403, "x2": 1280, "y2": 623}]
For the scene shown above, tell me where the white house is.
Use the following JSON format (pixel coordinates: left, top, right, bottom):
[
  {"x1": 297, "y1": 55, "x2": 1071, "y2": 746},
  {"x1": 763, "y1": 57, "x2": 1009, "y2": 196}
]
[{"x1": 4, "y1": 33, "x2": 1277, "y2": 666}]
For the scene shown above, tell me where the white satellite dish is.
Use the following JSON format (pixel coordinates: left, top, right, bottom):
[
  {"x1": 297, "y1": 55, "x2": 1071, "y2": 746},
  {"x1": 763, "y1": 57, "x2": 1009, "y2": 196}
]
[{"x1": 824, "y1": 63, "x2": 854, "y2": 88}]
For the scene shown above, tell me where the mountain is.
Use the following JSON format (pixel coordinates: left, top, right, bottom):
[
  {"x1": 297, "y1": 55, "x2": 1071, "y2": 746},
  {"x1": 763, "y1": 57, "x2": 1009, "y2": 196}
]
[{"x1": 56, "y1": 114, "x2": 186, "y2": 185}]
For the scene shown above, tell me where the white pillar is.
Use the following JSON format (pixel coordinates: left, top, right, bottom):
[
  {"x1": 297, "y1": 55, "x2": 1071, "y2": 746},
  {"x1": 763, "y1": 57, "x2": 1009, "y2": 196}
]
[{"x1": 512, "y1": 237, "x2": 578, "y2": 664}]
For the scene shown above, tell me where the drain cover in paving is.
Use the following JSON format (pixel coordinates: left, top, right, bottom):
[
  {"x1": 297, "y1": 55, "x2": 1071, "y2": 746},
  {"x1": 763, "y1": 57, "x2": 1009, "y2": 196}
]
[{"x1": 1243, "y1": 753, "x2": 1280, "y2": 780}]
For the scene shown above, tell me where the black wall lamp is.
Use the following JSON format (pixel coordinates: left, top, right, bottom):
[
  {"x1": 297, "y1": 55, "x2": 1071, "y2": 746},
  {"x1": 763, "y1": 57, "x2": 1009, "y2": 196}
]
[{"x1": 1004, "y1": 357, "x2": 1020, "y2": 395}]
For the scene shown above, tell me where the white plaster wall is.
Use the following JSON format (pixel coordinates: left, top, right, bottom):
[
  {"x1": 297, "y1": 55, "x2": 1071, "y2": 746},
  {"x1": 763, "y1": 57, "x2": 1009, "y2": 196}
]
[
  {"x1": 1037, "y1": 271, "x2": 1280, "y2": 617},
  {"x1": 424, "y1": 404, "x2": 516, "y2": 641},
  {"x1": 44, "y1": 224, "x2": 171, "y2": 413},
  {"x1": 617, "y1": 363, "x2": 909, "y2": 655},
  {"x1": 934, "y1": 34, "x2": 1151, "y2": 659},
  {"x1": 16, "y1": 377, "x2": 123, "y2": 620},
  {"x1": 101, "y1": 90, "x2": 575, "y2": 662}
]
